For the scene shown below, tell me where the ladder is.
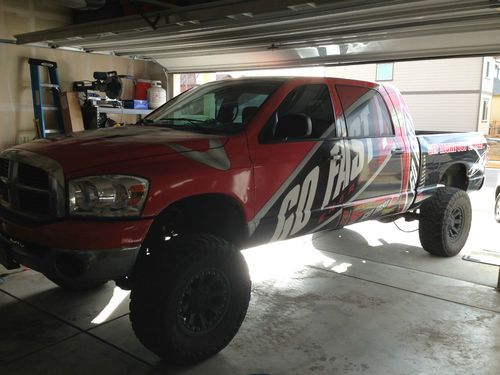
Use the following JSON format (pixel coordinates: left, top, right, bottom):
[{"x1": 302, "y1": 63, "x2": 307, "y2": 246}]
[{"x1": 28, "y1": 58, "x2": 65, "y2": 138}]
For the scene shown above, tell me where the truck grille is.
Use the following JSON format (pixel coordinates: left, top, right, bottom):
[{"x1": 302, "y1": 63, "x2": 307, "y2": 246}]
[
  {"x1": 0, "y1": 158, "x2": 8, "y2": 178},
  {"x1": 0, "y1": 179, "x2": 8, "y2": 203},
  {"x1": 18, "y1": 163, "x2": 50, "y2": 190},
  {"x1": 19, "y1": 189, "x2": 51, "y2": 216},
  {"x1": 0, "y1": 152, "x2": 64, "y2": 221}
]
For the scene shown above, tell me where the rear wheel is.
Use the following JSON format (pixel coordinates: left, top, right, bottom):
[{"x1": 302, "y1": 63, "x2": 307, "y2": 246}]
[
  {"x1": 418, "y1": 187, "x2": 472, "y2": 257},
  {"x1": 130, "y1": 234, "x2": 251, "y2": 364}
]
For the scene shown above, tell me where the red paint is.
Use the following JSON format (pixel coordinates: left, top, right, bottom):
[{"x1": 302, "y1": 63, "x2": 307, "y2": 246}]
[
  {"x1": 0, "y1": 216, "x2": 152, "y2": 250},
  {"x1": 1, "y1": 77, "x2": 485, "y2": 253}
]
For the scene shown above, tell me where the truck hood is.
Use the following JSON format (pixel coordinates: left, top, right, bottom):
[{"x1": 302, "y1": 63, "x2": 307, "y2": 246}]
[{"x1": 15, "y1": 126, "x2": 228, "y2": 173}]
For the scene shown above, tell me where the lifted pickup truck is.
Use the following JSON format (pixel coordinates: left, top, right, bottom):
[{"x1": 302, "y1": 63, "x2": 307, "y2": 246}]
[{"x1": 0, "y1": 77, "x2": 487, "y2": 363}]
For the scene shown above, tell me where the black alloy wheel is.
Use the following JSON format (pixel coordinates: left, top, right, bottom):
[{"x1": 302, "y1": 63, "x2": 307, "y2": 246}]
[
  {"x1": 419, "y1": 187, "x2": 472, "y2": 257},
  {"x1": 178, "y1": 269, "x2": 231, "y2": 335},
  {"x1": 447, "y1": 206, "x2": 464, "y2": 241},
  {"x1": 130, "y1": 233, "x2": 251, "y2": 364}
]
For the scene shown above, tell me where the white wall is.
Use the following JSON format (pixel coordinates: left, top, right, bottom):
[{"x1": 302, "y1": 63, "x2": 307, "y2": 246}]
[
  {"x1": 391, "y1": 58, "x2": 482, "y2": 92},
  {"x1": 324, "y1": 64, "x2": 376, "y2": 82},
  {"x1": 404, "y1": 94, "x2": 480, "y2": 133},
  {"x1": 325, "y1": 57, "x2": 486, "y2": 133},
  {"x1": 0, "y1": 0, "x2": 71, "y2": 40},
  {"x1": 0, "y1": 1, "x2": 167, "y2": 150}
]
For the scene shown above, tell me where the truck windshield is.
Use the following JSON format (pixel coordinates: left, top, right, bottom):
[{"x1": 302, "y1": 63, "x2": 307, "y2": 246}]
[{"x1": 144, "y1": 80, "x2": 282, "y2": 134}]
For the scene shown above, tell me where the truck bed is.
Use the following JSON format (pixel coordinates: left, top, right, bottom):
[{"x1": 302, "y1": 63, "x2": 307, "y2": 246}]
[{"x1": 414, "y1": 131, "x2": 487, "y2": 203}]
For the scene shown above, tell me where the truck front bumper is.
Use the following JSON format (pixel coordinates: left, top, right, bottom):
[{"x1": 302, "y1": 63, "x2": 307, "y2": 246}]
[
  {"x1": 0, "y1": 216, "x2": 153, "y2": 283},
  {"x1": 0, "y1": 230, "x2": 141, "y2": 283}
]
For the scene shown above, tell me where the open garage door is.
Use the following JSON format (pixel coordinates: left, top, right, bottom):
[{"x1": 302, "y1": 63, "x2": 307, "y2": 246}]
[{"x1": 14, "y1": 0, "x2": 500, "y2": 72}]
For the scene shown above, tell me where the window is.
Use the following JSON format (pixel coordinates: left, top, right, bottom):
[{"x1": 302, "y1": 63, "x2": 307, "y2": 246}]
[
  {"x1": 376, "y1": 63, "x2": 394, "y2": 81},
  {"x1": 485, "y1": 61, "x2": 491, "y2": 79},
  {"x1": 260, "y1": 84, "x2": 335, "y2": 141},
  {"x1": 147, "y1": 80, "x2": 281, "y2": 134},
  {"x1": 336, "y1": 85, "x2": 394, "y2": 138},
  {"x1": 234, "y1": 93, "x2": 269, "y2": 124},
  {"x1": 481, "y1": 99, "x2": 490, "y2": 122}
]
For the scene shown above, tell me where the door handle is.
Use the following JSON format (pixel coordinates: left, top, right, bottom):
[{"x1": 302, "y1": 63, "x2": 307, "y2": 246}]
[
  {"x1": 391, "y1": 148, "x2": 404, "y2": 155},
  {"x1": 326, "y1": 154, "x2": 343, "y2": 161}
]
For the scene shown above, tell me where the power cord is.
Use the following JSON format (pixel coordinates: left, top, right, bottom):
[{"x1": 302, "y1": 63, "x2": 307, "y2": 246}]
[{"x1": 393, "y1": 220, "x2": 419, "y2": 233}]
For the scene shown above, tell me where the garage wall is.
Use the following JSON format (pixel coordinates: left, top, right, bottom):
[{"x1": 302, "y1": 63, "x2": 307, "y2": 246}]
[
  {"x1": 0, "y1": 0, "x2": 71, "y2": 39},
  {"x1": 0, "y1": 1, "x2": 167, "y2": 151},
  {"x1": 325, "y1": 57, "x2": 487, "y2": 133}
]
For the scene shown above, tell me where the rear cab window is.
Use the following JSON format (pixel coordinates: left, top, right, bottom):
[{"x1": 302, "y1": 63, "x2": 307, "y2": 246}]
[{"x1": 335, "y1": 85, "x2": 394, "y2": 138}]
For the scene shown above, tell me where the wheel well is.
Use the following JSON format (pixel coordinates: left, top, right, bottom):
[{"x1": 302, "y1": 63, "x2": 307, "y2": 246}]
[
  {"x1": 440, "y1": 164, "x2": 467, "y2": 190},
  {"x1": 150, "y1": 194, "x2": 249, "y2": 247},
  {"x1": 496, "y1": 186, "x2": 500, "y2": 199}
]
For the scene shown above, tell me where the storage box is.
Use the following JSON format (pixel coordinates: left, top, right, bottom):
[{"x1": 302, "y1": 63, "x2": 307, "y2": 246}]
[
  {"x1": 61, "y1": 91, "x2": 84, "y2": 133},
  {"x1": 123, "y1": 99, "x2": 148, "y2": 109},
  {"x1": 120, "y1": 77, "x2": 135, "y2": 100}
]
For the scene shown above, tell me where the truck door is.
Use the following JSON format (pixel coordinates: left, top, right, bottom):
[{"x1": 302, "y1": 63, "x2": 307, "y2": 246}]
[
  {"x1": 248, "y1": 82, "x2": 344, "y2": 244},
  {"x1": 333, "y1": 84, "x2": 408, "y2": 225}
]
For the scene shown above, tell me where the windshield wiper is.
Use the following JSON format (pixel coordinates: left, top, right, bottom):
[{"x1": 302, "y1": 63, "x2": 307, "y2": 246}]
[
  {"x1": 160, "y1": 117, "x2": 207, "y2": 124},
  {"x1": 150, "y1": 117, "x2": 218, "y2": 133}
]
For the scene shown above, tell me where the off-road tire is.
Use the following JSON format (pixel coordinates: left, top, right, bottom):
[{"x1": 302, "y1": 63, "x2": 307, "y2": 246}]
[
  {"x1": 129, "y1": 234, "x2": 251, "y2": 364},
  {"x1": 418, "y1": 187, "x2": 472, "y2": 257},
  {"x1": 495, "y1": 194, "x2": 500, "y2": 223}
]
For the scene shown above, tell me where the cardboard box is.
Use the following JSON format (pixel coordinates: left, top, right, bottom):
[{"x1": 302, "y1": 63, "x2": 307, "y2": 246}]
[
  {"x1": 121, "y1": 77, "x2": 135, "y2": 100},
  {"x1": 61, "y1": 91, "x2": 84, "y2": 133}
]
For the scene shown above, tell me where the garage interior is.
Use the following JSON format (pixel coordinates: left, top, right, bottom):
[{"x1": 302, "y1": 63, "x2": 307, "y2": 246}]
[{"x1": 1, "y1": 0, "x2": 500, "y2": 374}]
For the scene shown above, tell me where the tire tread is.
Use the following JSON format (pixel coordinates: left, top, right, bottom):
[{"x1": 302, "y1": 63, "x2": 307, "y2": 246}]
[
  {"x1": 418, "y1": 187, "x2": 471, "y2": 257},
  {"x1": 130, "y1": 233, "x2": 250, "y2": 364}
]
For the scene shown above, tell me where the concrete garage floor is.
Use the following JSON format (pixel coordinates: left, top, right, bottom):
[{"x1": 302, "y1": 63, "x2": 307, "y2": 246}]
[{"x1": 1, "y1": 170, "x2": 499, "y2": 375}]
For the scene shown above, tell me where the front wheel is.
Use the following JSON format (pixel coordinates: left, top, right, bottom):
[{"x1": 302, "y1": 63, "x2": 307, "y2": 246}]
[
  {"x1": 129, "y1": 234, "x2": 251, "y2": 364},
  {"x1": 418, "y1": 187, "x2": 472, "y2": 257}
]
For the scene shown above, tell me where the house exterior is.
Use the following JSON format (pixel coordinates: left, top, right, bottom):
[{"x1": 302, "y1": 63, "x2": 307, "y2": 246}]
[
  {"x1": 491, "y1": 71, "x2": 500, "y2": 136},
  {"x1": 173, "y1": 57, "x2": 497, "y2": 135},
  {"x1": 323, "y1": 57, "x2": 496, "y2": 135}
]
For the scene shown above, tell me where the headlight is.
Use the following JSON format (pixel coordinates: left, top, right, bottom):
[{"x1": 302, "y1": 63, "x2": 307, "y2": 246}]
[{"x1": 68, "y1": 175, "x2": 149, "y2": 217}]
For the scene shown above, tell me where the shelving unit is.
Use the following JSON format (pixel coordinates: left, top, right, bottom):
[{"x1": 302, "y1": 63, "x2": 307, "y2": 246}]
[{"x1": 97, "y1": 107, "x2": 153, "y2": 116}]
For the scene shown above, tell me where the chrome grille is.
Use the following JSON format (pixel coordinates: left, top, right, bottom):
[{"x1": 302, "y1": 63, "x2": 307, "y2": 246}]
[{"x1": 0, "y1": 150, "x2": 65, "y2": 221}]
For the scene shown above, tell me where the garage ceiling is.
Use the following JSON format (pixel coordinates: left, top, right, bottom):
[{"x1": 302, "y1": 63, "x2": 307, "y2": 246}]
[{"x1": 15, "y1": 0, "x2": 500, "y2": 72}]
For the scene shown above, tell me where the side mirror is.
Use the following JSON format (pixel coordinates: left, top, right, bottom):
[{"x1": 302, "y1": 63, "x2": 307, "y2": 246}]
[{"x1": 273, "y1": 113, "x2": 312, "y2": 139}]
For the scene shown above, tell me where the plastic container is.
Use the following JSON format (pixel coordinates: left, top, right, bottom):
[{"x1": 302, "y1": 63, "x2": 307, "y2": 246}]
[
  {"x1": 135, "y1": 80, "x2": 151, "y2": 100},
  {"x1": 147, "y1": 81, "x2": 167, "y2": 109},
  {"x1": 123, "y1": 99, "x2": 148, "y2": 109}
]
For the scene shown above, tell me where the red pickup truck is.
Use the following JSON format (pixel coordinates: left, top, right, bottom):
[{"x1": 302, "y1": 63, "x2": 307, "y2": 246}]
[{"x1": 0, "y1": 77, "x2": 487, "y2": 363}]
